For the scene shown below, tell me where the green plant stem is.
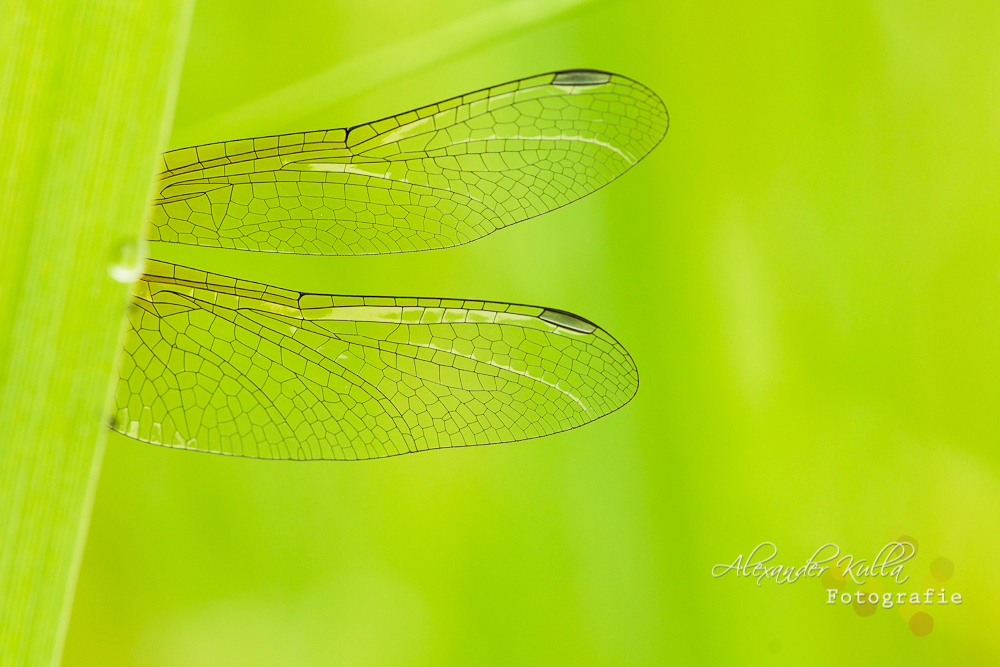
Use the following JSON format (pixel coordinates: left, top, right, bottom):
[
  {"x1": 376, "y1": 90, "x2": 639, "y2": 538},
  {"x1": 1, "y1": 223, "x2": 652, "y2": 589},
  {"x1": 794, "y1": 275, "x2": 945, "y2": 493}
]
[{"x1": 0, "y1": 1, "x2": 193, "y2": 665}]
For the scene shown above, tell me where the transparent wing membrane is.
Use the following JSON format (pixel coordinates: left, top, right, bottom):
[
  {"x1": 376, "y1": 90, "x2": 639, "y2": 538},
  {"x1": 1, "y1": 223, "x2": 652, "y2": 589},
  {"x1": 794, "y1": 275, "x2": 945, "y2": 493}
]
[
  {"x1": 113, "y1": 260, "x2": 638, "y2": 460},
  {"x1": 151, "y1": 69, "x2": 668, "y2": 255},
  {"x1": 113, "y1": 70, "x2": 661, "y2": 457}
]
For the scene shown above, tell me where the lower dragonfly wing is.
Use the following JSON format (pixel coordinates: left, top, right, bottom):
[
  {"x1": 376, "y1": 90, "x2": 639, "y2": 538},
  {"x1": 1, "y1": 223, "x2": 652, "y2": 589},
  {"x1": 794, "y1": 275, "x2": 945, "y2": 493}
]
[
  {"x1": 112, "y1": 260, "x2": 637, "y2": 460},
  {"x1": 150, "y1": 70, "x2": 667, "y2": 255}
]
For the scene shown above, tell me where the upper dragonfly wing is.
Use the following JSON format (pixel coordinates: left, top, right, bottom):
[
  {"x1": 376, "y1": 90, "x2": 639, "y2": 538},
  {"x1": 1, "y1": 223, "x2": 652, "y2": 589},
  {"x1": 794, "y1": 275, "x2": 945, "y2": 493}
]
[
  {"x1": 152, "y1": 70, "x2": 667, "y2": 255},
  {"x1": 112, "y1": 260, "x2": 637, "y2": 460}
]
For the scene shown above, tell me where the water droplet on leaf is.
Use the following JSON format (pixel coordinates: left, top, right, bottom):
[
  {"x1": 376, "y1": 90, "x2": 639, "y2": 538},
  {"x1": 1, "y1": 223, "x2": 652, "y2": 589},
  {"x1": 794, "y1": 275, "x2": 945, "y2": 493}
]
[{"x1": 107, "y1": 237, "x2": 147, "y2": 283}]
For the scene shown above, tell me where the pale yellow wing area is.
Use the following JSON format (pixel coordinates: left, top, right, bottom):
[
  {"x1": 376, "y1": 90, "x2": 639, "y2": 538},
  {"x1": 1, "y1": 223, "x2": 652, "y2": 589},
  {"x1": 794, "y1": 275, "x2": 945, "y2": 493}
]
[
  {"x1": 112, "y1": 260, "x2": 638, "y2": 460},
  {"x1": 151, "y1": 70, "x2": 667, "y2": 255}
]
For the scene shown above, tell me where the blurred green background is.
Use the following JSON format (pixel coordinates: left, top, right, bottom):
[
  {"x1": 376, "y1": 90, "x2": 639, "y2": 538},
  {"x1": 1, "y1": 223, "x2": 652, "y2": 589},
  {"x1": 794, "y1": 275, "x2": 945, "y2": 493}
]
[{"x1": 63, "y1": 0, "x2": 1000, "y2": 664}]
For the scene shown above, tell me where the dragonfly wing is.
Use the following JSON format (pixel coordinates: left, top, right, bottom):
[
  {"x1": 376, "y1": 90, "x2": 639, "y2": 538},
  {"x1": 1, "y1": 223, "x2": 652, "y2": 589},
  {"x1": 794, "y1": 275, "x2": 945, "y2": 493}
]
[
  {"x1": 112, "y1": 260, "x2": 637, "y2": 460},
  {"x1": 151, "y1": 70, "x2": 667, "y2": 255}
]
